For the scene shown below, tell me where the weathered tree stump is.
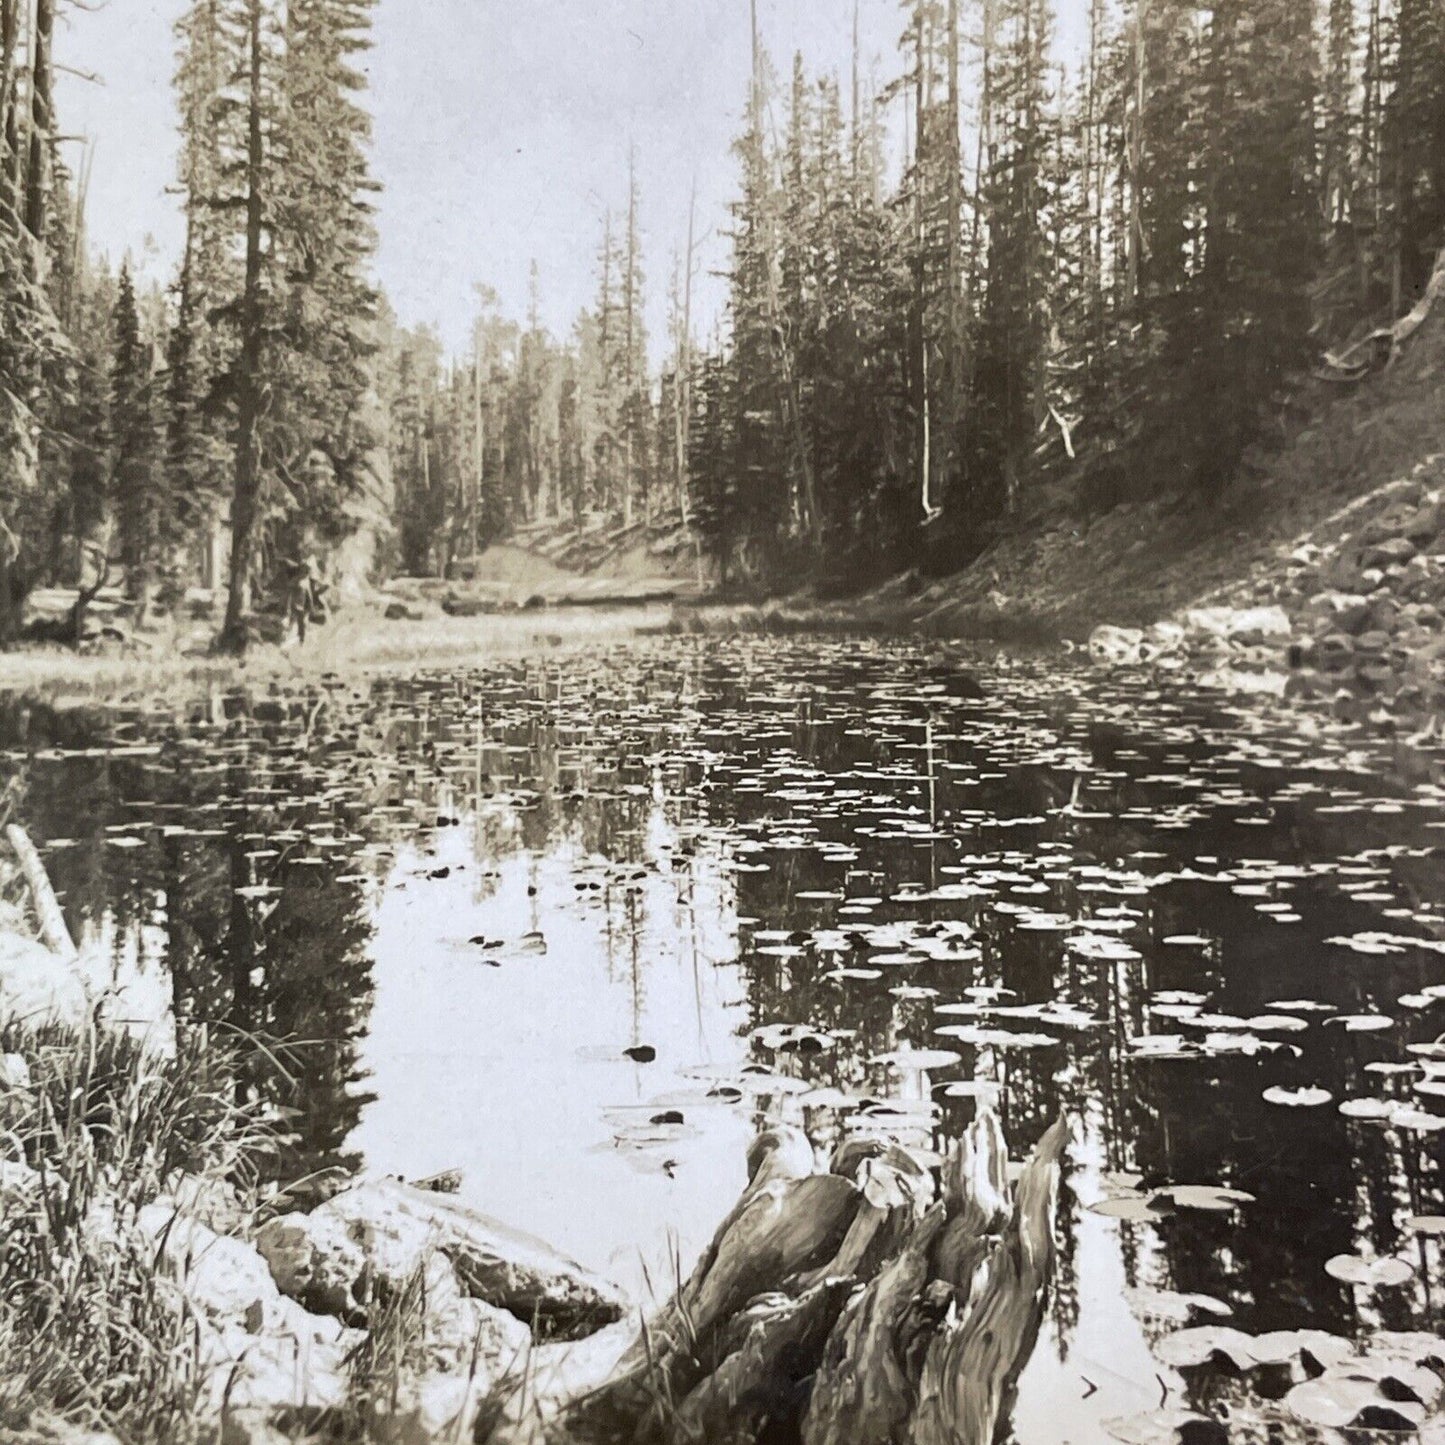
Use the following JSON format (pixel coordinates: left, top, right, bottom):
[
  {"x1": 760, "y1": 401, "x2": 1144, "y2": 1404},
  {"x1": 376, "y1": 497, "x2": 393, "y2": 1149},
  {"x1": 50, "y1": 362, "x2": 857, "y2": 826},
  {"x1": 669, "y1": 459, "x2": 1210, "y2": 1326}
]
[{"x1": 481, "y1": 1110, "x2": 1069, "y2": 1445}]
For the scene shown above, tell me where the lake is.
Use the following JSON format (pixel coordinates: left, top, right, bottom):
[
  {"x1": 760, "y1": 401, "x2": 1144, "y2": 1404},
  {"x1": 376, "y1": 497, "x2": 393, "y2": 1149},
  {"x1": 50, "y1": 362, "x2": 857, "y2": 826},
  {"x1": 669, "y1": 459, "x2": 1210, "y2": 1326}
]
[{"x1": 3, "y1": 632, "x2": 1444, "y2": 1444}]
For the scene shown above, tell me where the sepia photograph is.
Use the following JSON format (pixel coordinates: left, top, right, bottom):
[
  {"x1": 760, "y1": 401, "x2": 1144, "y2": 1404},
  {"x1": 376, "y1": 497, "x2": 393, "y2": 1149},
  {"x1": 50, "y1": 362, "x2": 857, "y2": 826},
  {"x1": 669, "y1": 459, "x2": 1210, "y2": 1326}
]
[{"x1": 1, "y1": 0, "x2": 1444, "y2": 1441}]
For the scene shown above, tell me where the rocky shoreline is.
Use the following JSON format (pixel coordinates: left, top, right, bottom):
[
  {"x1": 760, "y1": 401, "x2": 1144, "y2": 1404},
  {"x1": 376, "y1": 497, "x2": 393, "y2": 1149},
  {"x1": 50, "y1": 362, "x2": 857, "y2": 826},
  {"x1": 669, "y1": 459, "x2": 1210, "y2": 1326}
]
[{"x1": 1079, "y1": 459, "x2": 1445, "y2": 732}]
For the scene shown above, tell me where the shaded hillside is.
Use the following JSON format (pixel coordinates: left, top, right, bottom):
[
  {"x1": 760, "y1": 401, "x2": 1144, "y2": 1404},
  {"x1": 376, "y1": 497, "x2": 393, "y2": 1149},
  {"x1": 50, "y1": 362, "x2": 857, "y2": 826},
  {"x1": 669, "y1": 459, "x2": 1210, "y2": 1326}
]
[{"x1": 872, "y1": 298, "x2": 1445, "y2": 645}]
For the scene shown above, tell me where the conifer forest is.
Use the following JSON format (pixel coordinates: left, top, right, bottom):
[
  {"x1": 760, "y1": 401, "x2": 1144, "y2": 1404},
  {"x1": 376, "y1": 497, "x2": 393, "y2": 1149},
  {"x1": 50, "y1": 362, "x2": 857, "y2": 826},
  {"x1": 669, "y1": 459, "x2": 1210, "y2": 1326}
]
[{"x1": 2, "y1": 0, "x2": 1443, "y2": 646}]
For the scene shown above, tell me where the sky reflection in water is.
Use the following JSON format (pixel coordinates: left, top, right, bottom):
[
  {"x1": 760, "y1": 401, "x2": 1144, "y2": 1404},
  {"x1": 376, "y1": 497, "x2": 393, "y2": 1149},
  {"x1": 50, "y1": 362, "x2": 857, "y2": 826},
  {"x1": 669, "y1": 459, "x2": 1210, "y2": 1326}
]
[{"x1": 3, "y1": 635, "x2": 1444, "y2": 1443}]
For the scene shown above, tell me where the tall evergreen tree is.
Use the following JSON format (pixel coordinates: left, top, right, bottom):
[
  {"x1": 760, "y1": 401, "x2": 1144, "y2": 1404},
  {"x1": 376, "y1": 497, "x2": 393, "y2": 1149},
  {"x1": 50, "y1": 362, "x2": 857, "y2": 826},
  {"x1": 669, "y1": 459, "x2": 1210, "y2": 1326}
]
[{"x1": 110, "y1": 261, "x2": 165, "y2": 621}]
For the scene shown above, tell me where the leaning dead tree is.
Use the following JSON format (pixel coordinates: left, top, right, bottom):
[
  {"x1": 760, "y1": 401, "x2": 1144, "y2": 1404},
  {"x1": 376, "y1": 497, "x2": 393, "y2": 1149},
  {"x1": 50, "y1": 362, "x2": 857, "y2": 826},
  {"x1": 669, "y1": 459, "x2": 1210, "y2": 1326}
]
[
  {"x1": 482, "y1": 1109, "x2": 1069, "y2": 1445},
  {"x1": 1319, "y1": 245, "x2": 1445, "y2": 380}
]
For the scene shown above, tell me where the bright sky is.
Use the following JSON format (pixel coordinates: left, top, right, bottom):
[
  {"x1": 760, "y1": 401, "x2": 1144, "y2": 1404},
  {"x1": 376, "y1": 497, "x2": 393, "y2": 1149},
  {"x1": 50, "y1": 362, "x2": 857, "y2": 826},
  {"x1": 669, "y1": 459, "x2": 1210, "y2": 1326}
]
[{"x1": 56, "y1": 0, "x2": 1087, "y2": 360}]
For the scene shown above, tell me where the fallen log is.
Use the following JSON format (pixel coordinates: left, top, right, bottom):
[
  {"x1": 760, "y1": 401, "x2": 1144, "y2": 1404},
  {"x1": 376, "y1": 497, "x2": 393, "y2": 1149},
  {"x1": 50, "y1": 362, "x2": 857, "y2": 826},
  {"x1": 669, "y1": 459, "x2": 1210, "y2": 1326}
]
[
  {"x1": 481, "y1": 1110, "x2": 1070, "y2": 1445},
  {"x1": 4, "y1": 823, "x2": 77, "y2": 961}
]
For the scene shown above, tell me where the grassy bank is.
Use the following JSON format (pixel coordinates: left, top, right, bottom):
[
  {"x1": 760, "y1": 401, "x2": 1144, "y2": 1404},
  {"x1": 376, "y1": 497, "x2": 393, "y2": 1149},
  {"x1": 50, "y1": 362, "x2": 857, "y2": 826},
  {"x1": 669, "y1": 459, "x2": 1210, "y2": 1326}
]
[
  {"x1": 0, "y1": 603, "x2": 676, "y2": 704},
  {"x1": 0, "y1": 1010, "x2": 271, "y2": 1445}
]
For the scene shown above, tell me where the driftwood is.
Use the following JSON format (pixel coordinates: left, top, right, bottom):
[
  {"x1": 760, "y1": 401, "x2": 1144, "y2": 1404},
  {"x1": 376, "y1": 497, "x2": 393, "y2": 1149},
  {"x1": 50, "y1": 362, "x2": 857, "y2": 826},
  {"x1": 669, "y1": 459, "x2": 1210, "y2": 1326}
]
[
  {"x1": 4, "y1": 823, "x2": 76, "y2": 961},
  {"x1": 482, "y1": 1110, "x2": 1069, "y2": 1445}
]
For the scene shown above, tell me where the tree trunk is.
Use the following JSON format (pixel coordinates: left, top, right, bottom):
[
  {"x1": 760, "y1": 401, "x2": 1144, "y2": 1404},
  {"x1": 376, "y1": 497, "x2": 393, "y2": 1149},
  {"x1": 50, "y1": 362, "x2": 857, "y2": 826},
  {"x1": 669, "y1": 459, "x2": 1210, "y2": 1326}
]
[
  {"x1": 219, "y1": 0, "x2": 267, "y2": 653},
  {"x1": 23, "y1": 0, "x2": 51, "y2": 241},
  {"x1": 1126, "y1": 0, "x2": 1148, "y2": 306},
  {"x1": 0, "y1": 0, "x2": 20, "y2": 219}
]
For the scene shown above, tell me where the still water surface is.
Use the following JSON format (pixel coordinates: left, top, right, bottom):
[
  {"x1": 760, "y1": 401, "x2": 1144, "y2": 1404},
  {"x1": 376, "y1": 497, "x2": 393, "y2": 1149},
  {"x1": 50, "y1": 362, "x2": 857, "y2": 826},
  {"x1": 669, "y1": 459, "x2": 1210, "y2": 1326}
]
[{"x1": 3, "y1": 635, "x2": 1445, "y2": 1442}]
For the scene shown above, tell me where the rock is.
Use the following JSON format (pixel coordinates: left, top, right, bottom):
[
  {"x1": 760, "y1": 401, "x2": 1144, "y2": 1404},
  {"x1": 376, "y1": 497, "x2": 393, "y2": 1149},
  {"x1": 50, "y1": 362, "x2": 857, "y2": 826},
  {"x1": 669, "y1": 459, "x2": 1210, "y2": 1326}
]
[
  {"x1": 384, "y1": 601, "x2": 421, "y2": 622},
  {"x1": 1179, "y1": 605, "x2": 1291, "y2": 640},
  {"x1": 441, "y1": 595, "x2": 498, "y2": 618},
  {"x1": 411, "y1": 1253, "x2": 531, "y2": 1378},
  {"x1": 131, "y1": 1205, "x2": 358, "y2": 1419},
  {"x1": 1326, "y1": 594, "x2": 1374, "y2": 635},
  {"x1": 317, "y1": 1178, "x2": 627, "y2": 1339},
  {"x1": 1318, "y1": 634, "x2": 1355, "y2": 671},
  {"x1": 1403, "y1": 499, "x2": 1445, "y2": 545},
  {"x1": 153, "y1": 1175, "x2": 250, "y2": 1235},
  {"x1": 0, "y1": 932, "x2": 89, "y2": 1027},
  {"x1": 198, "y1": 1300, "x2": 354, "y2": 1415},
  {"x1": 1140, "y1": 620, "x2": 1186, "y2": 660},
  {"x1": 1354, "y1": 630, "x2": 1392, "y2": 656},
  {"x1": 1357, "y1": 661, "x2": 1395, "y2": 690},
  {"x1": 137, "y1": 1205, "x2": 281, "y2": 1324},
  {"x1": 0, "y1": 1157, "x2": 39, "y2": 1200},
  {"x1": 1088, "y1": 625, "x2": 1144, "y2": 665},
  {"x1": 257, "y1": 1207, "x2": 371, "y2": 1319},
  {"x1": 1364, "y1": 536, "x2": 1419, "y2": 570}
]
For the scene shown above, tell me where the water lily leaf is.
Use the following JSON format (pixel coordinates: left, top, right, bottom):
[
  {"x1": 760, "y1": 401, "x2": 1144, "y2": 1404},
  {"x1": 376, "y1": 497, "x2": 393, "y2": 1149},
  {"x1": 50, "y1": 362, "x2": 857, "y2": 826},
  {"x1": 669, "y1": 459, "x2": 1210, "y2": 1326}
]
[
  {"x1": 1339, "y1": 1097, "x2": 1395, "y2": 1119},
  {"x1": 1324, "y1": 1254, "x2": 1414, "y2": 1287},
  {"x1": 1124, "y1": 1287, "x2": 1232, "y2": 1324},
  {"x1": 1155, "y1": 1325, "x2": 1258, "y2": 1370},
  {"x1": 1389, "y1": 1106, "x2": 1445, "y2": 1132},
  {"x1": 869, "y1": 1048, "x2": 962, "y2": 1071},
  {"x1": 1286, "y1": 1375, "x2": 1424, "y2": 1431},
  {"x1": 1326, "y1": 1014, "x2": 1395, "y2": 1032},
  {"x1": 1105, "y1": 1409, "x2": 1214, "y2": 1445},
  {"x1": 1089, "y1": 1192, "x2": 1172, "y2": 1224},
  {"x1": 1163, "y1": 1185, "x2": 1256, "y2": 1212},
  {"x1": 1404, "y1": 1215, "x2": 1445, "y2": 1237},
  {"x1": 1262, "y1": 1085, "x2": 1332, "y2": 1107}
]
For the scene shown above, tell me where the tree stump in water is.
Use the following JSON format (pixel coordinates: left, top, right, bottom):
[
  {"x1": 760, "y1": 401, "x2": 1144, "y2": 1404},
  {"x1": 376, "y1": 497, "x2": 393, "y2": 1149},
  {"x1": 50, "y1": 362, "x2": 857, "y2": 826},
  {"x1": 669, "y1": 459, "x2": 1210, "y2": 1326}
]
[{"x1": 481, "y1": 1109, "x2": 1068, "y2": 1445}]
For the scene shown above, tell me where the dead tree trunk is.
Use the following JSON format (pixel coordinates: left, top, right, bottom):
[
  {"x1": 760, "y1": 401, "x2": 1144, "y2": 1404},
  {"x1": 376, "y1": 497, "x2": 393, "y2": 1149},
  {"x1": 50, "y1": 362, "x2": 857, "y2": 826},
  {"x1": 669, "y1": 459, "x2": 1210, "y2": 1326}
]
[{"x1": 481, "y1": 1112, "x2": 1068, "y2": 1445}]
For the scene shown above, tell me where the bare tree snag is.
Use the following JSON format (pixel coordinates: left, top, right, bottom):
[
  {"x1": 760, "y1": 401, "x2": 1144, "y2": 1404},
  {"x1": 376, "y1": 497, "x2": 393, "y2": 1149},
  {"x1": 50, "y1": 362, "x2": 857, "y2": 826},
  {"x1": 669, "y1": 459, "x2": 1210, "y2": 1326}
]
[
  {"x1": 1320, "y1": 245, "x2": 1445, "y2": 378},
  {"x1": 480, "y1": 1111, "x2": 1069, "y2": 1445}
]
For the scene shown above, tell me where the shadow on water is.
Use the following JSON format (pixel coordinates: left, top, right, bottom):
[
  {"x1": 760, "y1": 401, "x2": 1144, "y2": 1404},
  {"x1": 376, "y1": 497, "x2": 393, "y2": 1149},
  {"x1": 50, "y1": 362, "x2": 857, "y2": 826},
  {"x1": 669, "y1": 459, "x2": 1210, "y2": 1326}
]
[{"x1": 2, "y1": 636, "x2": 1444, "y2": 1443}]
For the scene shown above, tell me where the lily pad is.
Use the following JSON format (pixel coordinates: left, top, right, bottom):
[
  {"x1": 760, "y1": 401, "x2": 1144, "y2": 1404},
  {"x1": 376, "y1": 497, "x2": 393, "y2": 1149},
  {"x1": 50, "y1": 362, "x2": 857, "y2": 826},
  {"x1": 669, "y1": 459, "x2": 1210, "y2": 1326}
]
[
  {"x1": 1324, "y1": 1254, "x2": 1414, "y2": 1288},
  {"x1": 1262, "y1": 1085, "x2": 1332, "y2": 1107}
]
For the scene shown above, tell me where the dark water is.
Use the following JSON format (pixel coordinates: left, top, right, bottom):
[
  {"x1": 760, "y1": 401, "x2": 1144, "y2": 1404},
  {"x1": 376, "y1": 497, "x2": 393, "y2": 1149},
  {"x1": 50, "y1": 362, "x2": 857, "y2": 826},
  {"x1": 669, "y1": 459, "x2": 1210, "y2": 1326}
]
[{"x1": 3, "y1": 635, "x2": 1445, "y2": 1443}]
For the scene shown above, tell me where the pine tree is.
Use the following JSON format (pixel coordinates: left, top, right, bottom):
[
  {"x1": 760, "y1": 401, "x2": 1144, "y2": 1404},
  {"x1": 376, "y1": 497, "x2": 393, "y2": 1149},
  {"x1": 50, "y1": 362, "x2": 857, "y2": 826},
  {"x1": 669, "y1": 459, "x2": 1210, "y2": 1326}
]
[
  {"x1": 111, "y1": 261, "x2": 165, "y2": 622},
  {"x1": 1384, "y1": 0, "x2": 1445, "y2": 308},
  {"x1": 169, "y1": 0, "x2": 234, "y2": 586}
]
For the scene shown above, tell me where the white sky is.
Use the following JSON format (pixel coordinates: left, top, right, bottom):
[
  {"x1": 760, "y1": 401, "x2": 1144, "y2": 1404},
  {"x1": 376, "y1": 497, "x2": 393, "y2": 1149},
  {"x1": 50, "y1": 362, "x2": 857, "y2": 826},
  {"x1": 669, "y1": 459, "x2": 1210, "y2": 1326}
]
[{"x1": 56, "y1": 0, "x2": 1088, "y2": 360}]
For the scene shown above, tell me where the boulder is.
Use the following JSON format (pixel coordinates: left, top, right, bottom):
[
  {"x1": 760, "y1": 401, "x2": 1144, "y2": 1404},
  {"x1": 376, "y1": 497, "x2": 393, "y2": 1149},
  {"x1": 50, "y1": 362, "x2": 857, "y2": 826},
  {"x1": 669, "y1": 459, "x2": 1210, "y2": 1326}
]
[
  {"x1": 1325, "y1": 594, "x2": 1374, "y2": 636},
  {"x1": 1088, "y1": 625, "x2": 1144, "y2": 665},
  {"x1": 199, "y1": 1301, "x2": 355, "y2": 1416},
  {"x1": 137, "y1": 1204, "x2": 280, "y2": 1324},
  {"x1": 0, "y1": 932, "x2": 89, "y2": 1027},
  {"x1": 1140, "y1": 620, "x2": 1187, "y2": 661},
  {"x1": 257, "y1": 1206, "x2": 371, "y2": 1319},
  {"x1": 132, "y1": 1205, "x2": 358, "y2": 1418},
  {"x1": 1364, "y1": 536, "x2": 1418, "y2": 571},
  {"x1": 414, "y1": 1253, "x2": 531, "y2": 1374},
  {"x1": 1179, "y1": 604, "x2": 1292, "y2": 641},
  {"x1": 311, "y1": 1178, "x2": 627, "y2": 1339},
  {"x1": 1403, "y1": 499, "x2": 1445, "y2": 546},
  {"x1": 1318, "y1": 634, "x2": 1355, "y2": 671}
]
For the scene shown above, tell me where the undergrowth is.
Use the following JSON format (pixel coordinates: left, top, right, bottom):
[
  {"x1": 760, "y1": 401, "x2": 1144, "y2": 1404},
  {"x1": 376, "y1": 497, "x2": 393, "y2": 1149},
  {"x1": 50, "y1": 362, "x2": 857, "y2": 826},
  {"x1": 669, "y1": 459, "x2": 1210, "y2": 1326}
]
[{"x1": 0, "y1": 1020, "x2": 275, "y2": 1443}]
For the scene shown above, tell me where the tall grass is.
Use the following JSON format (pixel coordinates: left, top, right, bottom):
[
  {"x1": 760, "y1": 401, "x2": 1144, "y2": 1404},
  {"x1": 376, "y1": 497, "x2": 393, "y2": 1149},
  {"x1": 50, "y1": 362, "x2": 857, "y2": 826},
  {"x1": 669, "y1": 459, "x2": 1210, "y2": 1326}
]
[{"x1": 0, "y1": 1019, "x2": 276, "y2": 1443}]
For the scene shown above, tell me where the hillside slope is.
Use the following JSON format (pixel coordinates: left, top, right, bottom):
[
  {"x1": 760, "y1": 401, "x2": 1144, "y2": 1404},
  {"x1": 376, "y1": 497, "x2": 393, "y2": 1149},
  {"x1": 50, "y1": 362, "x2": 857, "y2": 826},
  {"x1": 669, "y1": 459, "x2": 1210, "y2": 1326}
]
[{"x1": 870, "y1": 300, "x2": 1445, "y2": 646}]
